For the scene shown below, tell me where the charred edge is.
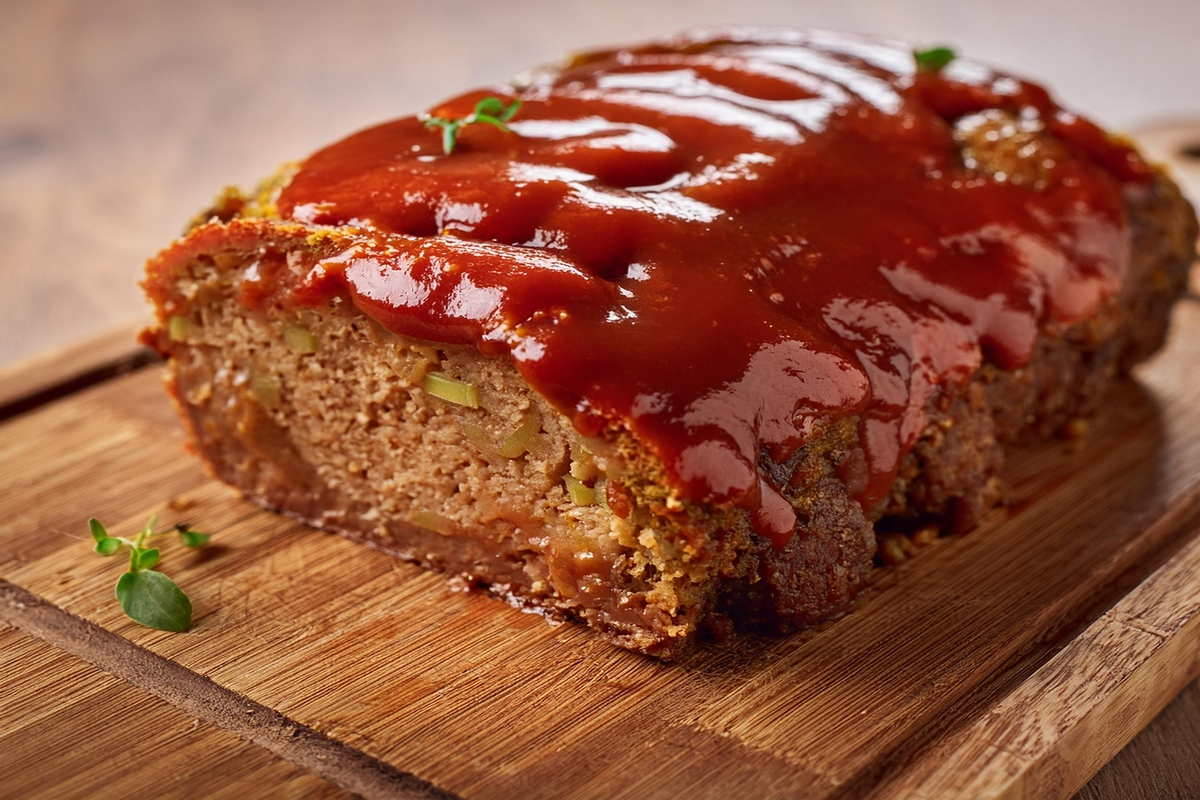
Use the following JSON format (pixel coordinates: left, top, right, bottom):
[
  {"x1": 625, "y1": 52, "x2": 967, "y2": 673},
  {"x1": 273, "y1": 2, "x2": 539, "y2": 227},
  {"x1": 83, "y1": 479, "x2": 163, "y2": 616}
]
[
  {"x1": 0, "y1": 347, "x2": 161, "y2": 422},
  {"x1": 0, "y1": 580, "x2": 462, "y2": 800}
]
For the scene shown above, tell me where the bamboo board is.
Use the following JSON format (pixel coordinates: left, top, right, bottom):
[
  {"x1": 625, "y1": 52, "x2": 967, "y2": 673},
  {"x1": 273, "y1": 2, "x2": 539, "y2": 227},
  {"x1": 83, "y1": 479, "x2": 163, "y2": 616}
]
[
  {"x1": 0, "y1": 623, "x2": 350, "y2": 800},
  {"x1": 2, "y1": 297, "x2": 1200, "y2": 800}
]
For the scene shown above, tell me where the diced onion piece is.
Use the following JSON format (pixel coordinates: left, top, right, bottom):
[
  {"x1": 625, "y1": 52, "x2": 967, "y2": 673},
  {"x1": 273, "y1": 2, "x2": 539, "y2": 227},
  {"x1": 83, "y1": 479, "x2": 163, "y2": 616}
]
[
  {"x1": 579, "y1": 437, "x2": 609, "y2": 455},
  {"x1": 498, "y1": 413, "x2": 542, "y2": 458},
  {"x1": 423, "y1": 371, "x2": 480, "y2": 408},
  {"x1": 525, "y1": 429, "x2": 554, "y2": 460},
  {"x1": 168, "y1": 315, "x2": 193, "y2": 342},
  {"x1": 594, "y1": 479, "x2": 610, "y2": 513},
  {"x1": 564, "y1": 475, "x2": 596, "y2": 506},
  {"x1": 284, "y1": 324, "x2": 318, "y2": 354},
  {"x1": 460, "y1": 421, "x2": 501, "y2": 458},
  {"x1": 411, "y1": 510, "x2": 453, "y2": 534},
  {"x1": 252, "y1": 374, "x2": 282, "y2": 409},
  {"x1": 568, "y1": 436, "x2": 600, "y2": 481}
]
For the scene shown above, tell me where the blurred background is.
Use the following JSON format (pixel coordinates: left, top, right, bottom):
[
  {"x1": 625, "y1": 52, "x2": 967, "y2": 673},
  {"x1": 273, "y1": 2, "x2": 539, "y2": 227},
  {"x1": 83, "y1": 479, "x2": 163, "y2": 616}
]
[{"x1": 1, "y1": 0, "x2": 1197, "y2": 365}]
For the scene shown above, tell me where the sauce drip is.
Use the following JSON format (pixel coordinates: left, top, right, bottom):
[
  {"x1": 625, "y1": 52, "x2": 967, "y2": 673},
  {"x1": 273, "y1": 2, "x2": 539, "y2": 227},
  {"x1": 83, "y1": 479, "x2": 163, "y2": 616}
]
[{"x1": 274, "y1": 29, "x2": 1146, "y2": 547}]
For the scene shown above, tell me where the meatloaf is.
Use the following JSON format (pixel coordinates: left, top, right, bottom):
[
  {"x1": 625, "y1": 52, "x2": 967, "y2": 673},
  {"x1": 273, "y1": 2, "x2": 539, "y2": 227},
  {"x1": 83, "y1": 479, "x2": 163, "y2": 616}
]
[{"x1": 141, "y1": 29, "x2": 1198, "y2": 658}]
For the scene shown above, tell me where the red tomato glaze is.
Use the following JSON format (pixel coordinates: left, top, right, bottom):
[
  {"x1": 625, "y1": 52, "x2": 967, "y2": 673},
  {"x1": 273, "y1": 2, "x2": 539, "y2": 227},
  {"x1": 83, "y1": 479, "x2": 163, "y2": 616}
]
[{"x1": 274, "y1": 29, "x2": 1147, "y2": 548}]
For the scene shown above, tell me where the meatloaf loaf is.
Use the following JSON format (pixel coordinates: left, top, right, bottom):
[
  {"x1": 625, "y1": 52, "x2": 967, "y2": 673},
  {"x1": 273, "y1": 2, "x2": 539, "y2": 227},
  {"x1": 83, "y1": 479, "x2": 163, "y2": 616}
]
[{"x1": 141, "y1": 29, "x2": 1198, "y2": 658}]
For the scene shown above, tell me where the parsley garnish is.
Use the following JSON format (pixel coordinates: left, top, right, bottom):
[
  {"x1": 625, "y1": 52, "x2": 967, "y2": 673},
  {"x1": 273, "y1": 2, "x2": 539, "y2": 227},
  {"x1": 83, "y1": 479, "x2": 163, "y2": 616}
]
[
  {"x1": 89, "y1": 515, "x2": 211, "y2": 631},
  {"x1": 913, "y1": 46, "x2": 956, "y2": 73},
  {"x1": 422, "y1": 96, "x2": 521, "y2": 155}
]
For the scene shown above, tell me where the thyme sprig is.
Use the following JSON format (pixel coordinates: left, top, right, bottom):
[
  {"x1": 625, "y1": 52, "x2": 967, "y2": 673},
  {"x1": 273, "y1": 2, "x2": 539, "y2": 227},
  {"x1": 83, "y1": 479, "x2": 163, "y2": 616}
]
[
  {"x1": 89, "y1": 515, "x2": 211, "y2": 631},
  {"x1": 422, "y1": 96, "x2": 521, "y2": 155}
]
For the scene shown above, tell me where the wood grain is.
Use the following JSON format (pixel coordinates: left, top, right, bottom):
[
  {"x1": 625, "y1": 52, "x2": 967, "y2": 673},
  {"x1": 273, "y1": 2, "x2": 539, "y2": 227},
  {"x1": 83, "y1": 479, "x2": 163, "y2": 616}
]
[
  {"x1": 873, "y1": 526, "x2": 1200, "y2": 798},
  {"x1": 0, "y1": 582, "x2": 453, "y2": 800},
  {"x1": 1, "y1": 296, "x2": 1199, "y2": 799},
  {"x1": 1076, "y1": 680, "x2": 1200, "y2": 800},
  {"x1": 0, "y1": 319, "x2": 154, "y2": 419},
  {"x1": 0, "y1": 623, "x2": 351, "y2": 800}
]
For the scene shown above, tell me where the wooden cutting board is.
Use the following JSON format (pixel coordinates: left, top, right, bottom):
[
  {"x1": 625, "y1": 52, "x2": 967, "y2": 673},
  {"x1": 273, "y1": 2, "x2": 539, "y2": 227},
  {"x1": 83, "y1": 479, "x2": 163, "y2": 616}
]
[{"x1": 3, "y1": 291, "x2": 1200, "y2": 800}]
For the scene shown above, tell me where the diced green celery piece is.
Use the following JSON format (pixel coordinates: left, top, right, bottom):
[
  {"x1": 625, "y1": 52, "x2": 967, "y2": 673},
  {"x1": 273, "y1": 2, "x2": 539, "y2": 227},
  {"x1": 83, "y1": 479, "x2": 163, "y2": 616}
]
[
  {"x1": 422, "y1": 371, "x2": 479, "y2": 408},
  {"x1": 284, "y1": 324, "x2": 318, "y2": 354},
  {"x1": 167, "y1": 315, "x2": 193, "y2": 342},
  {"x1": 564, "y1": 475, "x2": 596, "y2": 506}
]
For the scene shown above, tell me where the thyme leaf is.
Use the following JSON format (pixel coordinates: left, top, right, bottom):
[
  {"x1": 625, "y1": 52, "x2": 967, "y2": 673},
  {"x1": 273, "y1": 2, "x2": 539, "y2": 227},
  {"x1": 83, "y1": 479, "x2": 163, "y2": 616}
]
[
  {"x1": 914, "y1": 46, "x2": 956, "y2": 73},
  {"x1": 422, "y1": 96, "x2": 522, "y2": 155}
]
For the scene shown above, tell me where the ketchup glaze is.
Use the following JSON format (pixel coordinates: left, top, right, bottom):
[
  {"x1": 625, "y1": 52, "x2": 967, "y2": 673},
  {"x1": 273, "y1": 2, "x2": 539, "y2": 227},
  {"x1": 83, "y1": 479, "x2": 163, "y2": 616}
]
[{"x1": 273, "y1": 29, "x2": 1148, "y2": 548}]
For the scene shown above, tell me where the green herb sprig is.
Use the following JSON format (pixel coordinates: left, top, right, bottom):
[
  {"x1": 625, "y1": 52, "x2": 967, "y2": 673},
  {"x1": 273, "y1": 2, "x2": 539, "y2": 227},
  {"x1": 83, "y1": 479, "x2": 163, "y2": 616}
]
[
  {"x1": 89, "y1": 515, "x2": 211, "y2": 631},
  {"x1": 422, "y1": 96, "x2": 521, "y2": 155},
  {"x1": 913, "y1": 46, "x2": 956, "y2": 73}
]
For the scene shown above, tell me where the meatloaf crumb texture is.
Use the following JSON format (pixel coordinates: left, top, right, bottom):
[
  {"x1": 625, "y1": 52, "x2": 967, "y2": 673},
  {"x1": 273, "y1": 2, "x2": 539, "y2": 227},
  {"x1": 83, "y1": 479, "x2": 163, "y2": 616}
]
[{"x1": 143, "y1": 47, "x2": 1198, "y2": 658}]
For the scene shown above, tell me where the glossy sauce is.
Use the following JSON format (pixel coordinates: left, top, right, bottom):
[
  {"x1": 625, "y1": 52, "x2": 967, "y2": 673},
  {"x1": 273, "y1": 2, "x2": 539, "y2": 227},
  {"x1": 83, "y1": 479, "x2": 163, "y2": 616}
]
[{"x1": 274, "y1": 29, "x2": 1148, "y2": 547}]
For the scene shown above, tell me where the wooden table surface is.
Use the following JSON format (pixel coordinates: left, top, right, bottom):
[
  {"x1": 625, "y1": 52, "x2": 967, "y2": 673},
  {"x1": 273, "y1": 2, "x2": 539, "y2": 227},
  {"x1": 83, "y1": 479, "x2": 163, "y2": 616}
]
[{"x1": 2, "y1": 1, "x2": 1198, "y2": 797}]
